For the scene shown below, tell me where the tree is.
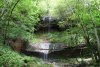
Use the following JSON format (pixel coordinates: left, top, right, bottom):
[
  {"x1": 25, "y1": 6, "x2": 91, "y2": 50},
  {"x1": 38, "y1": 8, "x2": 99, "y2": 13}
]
[{"x1": 0, "y1": 0, "x2": 43, "y2": 43}]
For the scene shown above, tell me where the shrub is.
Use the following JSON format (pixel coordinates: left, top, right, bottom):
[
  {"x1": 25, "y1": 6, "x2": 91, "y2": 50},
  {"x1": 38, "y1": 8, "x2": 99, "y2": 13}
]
[{"x1": 0, "y1": 45, "x2": 53, "y2": 67}]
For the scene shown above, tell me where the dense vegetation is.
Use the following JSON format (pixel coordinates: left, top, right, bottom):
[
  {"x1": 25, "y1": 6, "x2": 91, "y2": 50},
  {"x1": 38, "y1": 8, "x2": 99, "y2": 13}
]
[
  {"x1": 0, "y1": 0, "x2": 100, "y2": 67},
  {"x1": 0, "y1": 45, "x2": 53, "y2": 67}
]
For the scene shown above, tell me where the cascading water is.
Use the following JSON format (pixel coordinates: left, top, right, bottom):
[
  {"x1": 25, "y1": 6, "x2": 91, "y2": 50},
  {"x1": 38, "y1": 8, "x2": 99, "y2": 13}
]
[
  {"x1": 43, "y1": 53, "x2": 48, "y2": 61},
  {"x1": 39, "y1": 18, "x2": 51, "y2": 61},
  {"x1": 39, "y1": 43, "x2": 50, "y2": 61},
  {"x1": 39, "y1": 0, "x2": 52, "y2": 62}
]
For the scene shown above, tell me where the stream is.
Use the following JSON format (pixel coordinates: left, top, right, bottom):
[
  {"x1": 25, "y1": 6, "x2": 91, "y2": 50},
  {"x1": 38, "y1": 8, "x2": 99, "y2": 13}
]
[
  {"x1": 31, "y1": 42, "x2": 92, "y2": 67},
  {"x1": 36, "y1": 43, "x2": 77, "y2": 67}
]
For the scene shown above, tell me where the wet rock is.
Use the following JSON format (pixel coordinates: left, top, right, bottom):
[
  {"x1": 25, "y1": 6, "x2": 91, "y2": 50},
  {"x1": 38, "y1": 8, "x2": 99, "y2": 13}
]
[
  {"x1": 25, "y1": 43, "x2": 66, "y2": 54},
  {"x1": 35, "y1": 15, "x2": 60, "y2": 32}
]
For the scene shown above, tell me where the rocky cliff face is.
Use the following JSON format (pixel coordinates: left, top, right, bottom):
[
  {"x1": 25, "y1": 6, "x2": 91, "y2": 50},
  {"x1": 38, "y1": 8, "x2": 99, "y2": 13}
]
[
  {"x1": 25, "y1": 43, "x2": 66, "y2": 54},
  {"x1": 34, "y1": 15, "x2": 60, "y2": 32},
  {"x1": 6, "y1": 38, "x2": 25, "y2": 52}
]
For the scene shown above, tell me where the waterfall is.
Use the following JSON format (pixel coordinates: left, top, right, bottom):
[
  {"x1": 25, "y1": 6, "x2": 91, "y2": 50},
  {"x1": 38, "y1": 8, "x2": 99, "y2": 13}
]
[
  {"x1": 44, "y1": 53, "x2": 48, "y2": 61},
  {"x1": 39, "y1": 43, "x2": 50, "y2": 61}
]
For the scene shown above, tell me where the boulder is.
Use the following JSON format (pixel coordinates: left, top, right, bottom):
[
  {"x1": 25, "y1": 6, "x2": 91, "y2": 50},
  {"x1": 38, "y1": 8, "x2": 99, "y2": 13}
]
[{"x1": 6, "y1": 38, "x2": 25, "y2": 52}]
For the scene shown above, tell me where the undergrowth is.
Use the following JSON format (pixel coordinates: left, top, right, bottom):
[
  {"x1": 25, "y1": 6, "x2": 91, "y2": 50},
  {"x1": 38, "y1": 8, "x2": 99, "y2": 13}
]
[{"x1": 0, "y1": 44, "x2": 53, "y2": 67}]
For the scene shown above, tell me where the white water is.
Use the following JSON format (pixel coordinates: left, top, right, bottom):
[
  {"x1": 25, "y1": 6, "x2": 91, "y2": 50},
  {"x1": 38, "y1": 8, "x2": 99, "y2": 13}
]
[
  {"x1": 39, "y1": 43, "x2": 50, "y2": 61},
  {"x1": 39, "y1": 43, "x2": 50, "y2": 54}
]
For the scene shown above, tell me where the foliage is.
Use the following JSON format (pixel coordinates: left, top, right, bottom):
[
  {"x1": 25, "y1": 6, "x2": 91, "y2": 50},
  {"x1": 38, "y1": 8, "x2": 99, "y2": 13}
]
[
  {"x1": 0, "y1": 0, "x2": 43, "y2": 41},
  {"x1": 32, "y1": 0, "x2": 100, "y2": 62},
  {"x1": 51, "y1": 0, "x2": 100, "y2": 62},
  {"x1": 0, "y1": 0, "x2": 100, "y2": 66},
  {"x1": 31, "y1": 31, "x2": 84, "y2": 47},
  {"x1": 0, "y1": 44, "x2": 53, "y2": 67}
]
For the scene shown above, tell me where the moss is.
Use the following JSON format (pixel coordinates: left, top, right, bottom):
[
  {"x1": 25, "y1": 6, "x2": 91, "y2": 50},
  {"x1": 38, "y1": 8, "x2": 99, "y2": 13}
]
[{"x1": 30, "y1": 31, "x2": 81, "y2": 47}]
